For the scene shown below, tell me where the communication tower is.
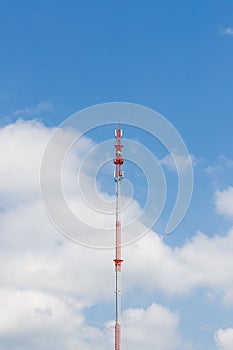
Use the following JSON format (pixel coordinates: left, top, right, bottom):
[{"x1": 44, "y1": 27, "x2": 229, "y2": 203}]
[{"x1": 113, "y1": 121, "x2": 124, "y2": 350}]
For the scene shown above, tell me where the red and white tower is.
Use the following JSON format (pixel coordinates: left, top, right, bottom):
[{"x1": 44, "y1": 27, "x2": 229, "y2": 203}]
[{"x1": 113, "y1": 121, "x2": 124, "y2": 350}]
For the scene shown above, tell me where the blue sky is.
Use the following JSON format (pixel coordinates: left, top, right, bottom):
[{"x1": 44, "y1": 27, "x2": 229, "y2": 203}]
[{"x1": 1, "y1": 1, "x2": 233, "y2": 349}]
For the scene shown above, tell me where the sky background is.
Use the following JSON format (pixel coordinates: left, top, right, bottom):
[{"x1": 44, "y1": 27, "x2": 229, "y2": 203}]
[{"x1": 1, "y1": 1, "x2": 233, "y2": 349}]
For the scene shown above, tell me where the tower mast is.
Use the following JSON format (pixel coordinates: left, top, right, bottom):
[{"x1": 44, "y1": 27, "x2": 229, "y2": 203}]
[{"x1": 113, "y1": 121, "x2": 124, "y2": 350}]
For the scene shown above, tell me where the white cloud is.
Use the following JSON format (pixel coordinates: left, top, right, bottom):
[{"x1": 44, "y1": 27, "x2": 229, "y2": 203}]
[
  {"x1": 12, "y1": 102, "x2": 53, "y2": 117},
  {"x1": 215, "y1": 328, "x2": 233, "y2": 350},
  {"x1": 205, "y1": 156, "x2": 233, "y2": 180},
  {"x1": 119, "y1": 303, "x2": 194, "y2": 350},
  {"x1": 160, "y1": 152, "x2": 195, "y2": 173},
  {"x1": 0, "y1": 120, "x2": 52, "y2": 206},
  {"x1": 0, "y1": 288, "x2": 107, "y2": 350},
  {"x1": 214, "y1": 187, "x2": 233, "y2": 218},
  {"x1": 1, "y1": 103, "x2": 54, "y2": 127},
  {"x1": 219, "y1": 26, "x2": 233, "y2": 36},
  {"x1": 124, "y1": 229, "x2": 233, "y2": 303}
]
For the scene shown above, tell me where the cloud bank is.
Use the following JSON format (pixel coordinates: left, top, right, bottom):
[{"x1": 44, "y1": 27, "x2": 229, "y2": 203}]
[
  {"x1": 0, "y1": 119, "x2": 232, "y2": 349},
  {"x1": 215, "y1": 187, "x2": 233, "y2": 218}
]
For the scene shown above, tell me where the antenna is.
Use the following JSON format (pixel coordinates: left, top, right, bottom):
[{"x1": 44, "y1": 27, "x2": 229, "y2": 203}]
[{"x1": 113, "y1": 121, "x2": 124, "y2": 350}]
